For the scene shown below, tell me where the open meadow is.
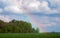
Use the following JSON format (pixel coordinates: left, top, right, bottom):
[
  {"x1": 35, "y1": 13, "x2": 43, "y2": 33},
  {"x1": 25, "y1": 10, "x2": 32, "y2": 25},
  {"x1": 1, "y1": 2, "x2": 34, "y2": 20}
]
[{"x1": 0, "y1": 33, "x2": 60, "y2": 38}]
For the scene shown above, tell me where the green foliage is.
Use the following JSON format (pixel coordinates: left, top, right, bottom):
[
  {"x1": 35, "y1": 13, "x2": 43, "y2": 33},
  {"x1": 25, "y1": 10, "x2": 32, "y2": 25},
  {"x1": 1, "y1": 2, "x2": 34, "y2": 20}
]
[
  {"x1": 35, "y1": 28, "x2": 39, "y2": 33},
  {"x1": 0, "y1": 20, "x2": 39, "y2": 33},
  {"x1": 0, "y1": 20, "x2": 4, "y2": 28}
]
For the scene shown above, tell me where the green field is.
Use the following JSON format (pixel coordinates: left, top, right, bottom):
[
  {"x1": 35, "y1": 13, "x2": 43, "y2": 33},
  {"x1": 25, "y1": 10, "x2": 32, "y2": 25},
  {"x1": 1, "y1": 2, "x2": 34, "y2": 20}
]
[{"x1": 0, "y1": 33, "x2": 60, "y2": 38}]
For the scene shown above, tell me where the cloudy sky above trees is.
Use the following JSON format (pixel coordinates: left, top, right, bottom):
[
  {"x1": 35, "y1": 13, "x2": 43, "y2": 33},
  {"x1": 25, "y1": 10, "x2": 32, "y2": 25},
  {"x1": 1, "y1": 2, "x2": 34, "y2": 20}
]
[{"x1": 0, "y1": 0, "x2": 60, "y2": 32}]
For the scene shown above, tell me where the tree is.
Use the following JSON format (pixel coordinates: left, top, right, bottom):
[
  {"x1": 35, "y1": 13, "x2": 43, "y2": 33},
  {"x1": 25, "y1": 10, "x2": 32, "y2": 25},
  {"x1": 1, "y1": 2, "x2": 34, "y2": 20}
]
[
  {"x1": 0, "y1": 20, "x2": 37, "y2": 33},
  {"x1": 0, "y1": 20, "x2": 4, "y2": 28},
  {"x1": 35, "y1": 28, "x2": 39, "y2": 33}
]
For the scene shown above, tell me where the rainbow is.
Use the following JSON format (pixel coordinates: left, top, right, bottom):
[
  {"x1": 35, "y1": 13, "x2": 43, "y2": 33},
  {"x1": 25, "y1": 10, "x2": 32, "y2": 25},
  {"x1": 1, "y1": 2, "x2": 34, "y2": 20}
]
[{"x1": 13, "y1": 0, "x2": 46, "y2": 32}]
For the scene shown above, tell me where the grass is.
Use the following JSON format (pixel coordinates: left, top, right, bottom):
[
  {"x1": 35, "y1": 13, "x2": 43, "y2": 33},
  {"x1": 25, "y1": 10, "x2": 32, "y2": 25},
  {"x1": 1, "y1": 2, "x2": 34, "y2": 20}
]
[{"x1": 0, "y1": 33, "x2": 60, "y2": 38}]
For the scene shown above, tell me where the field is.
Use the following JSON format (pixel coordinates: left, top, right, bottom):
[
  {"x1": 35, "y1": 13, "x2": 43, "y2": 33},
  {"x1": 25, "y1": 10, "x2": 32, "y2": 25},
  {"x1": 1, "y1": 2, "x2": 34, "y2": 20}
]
[{"x1": 0, "y1": 33, "x2": 60, "y2": 38}]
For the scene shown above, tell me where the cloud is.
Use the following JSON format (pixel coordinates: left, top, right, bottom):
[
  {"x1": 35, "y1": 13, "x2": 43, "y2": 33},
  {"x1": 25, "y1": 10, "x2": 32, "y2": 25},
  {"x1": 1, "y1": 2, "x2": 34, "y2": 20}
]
[
  {"x1": 4, "y1": 6, "x2": 24, "y2": 13},
  {"x1": 27, "y1": 0, "x2": 40, "y2": 11},
  {"x1": 39, "y1": 16, "x2": 60, "y2": 27},
  {"x1": 0, "y1": 8, "x2": 3, "y2": 13},
  {"x1": 48, "y1": 0, "x2": 60, "y2": 13},
  {"x1": 44, "y1": 17, "x2": 60, "y2": 26},
  {"x1": 0, "y1": 0, "x2": 59, "y2": 14},
  {"x1": 38, "y1": 1, "x2": 58, "y2": 14},
  {"x1": 0, "y1": 0, "x2": 23, "y2": 13},
  {"x1": 22, "y1": 0, "x2": 59, "y2": 14},
  {"x1": 0, "y1": 0, "x2": 17, "y2": 5},
  {"x1": 0, "y1": 15, "x2": 11, "y2": 22},
  {"x1": 0, "y1": 0, "x2": 60, "y2": 26},
  {"x1": 48, "y1": 0, "x2": 60, "y2": 6}
]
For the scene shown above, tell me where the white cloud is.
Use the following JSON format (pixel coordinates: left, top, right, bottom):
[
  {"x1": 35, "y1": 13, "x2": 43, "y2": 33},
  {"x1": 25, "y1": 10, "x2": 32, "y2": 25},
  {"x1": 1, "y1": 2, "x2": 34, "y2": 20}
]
[
  {"x1": 38, "y1": 1, "x2": 58, "y2": 14},
  {"x1": 0, "y1": 15, "x2": 11, "y2": 22},
  {"x1": 27, "y1": 1, "x2": 41, "y2": 11},
  {"x1": 39, "y1": 1, "x2": 51, "y2": 12},
  {"x1": 23, "y1": 0, "x2": 59, "y2": 14},
  {"x1": 0, "y1": 0, "x2": 59, "y2": 14},
  {"x1": 0, "y1": 0, "x2": 17, "y2": 5},
  {"x1": 4, "y1": 6, "x2": 24, "y2": 14}
]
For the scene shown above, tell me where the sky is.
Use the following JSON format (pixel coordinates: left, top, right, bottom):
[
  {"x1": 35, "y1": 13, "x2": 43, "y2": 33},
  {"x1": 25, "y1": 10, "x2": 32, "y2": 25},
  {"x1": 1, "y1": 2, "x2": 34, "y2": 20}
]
[{"x1": 0, "y1": 0, "x2": 60, "y2": 32}]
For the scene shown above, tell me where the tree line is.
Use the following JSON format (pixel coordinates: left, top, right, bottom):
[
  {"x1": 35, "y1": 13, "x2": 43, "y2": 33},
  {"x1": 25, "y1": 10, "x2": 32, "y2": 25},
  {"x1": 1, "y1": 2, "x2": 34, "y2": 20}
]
[{"x1": 0, "y1": 20, "x2": 39, "y2": 33}]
